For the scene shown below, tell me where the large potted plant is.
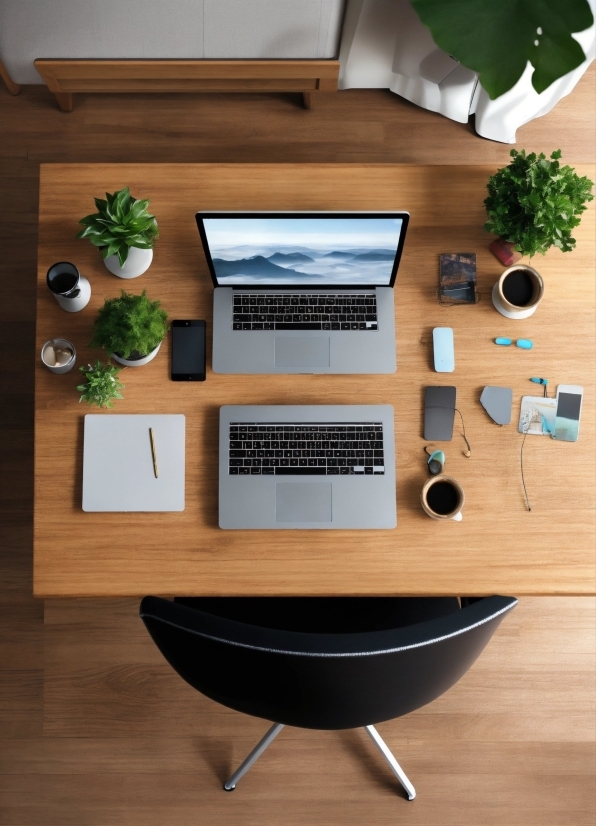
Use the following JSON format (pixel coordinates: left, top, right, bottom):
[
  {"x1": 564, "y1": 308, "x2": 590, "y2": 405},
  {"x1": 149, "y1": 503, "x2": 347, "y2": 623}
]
[
  {"x1": 484, "y1": 149, "x2": 594, "y2": 318},
  {"x1": 90, "y1": 290, "x2": 168, "y2": 367},
  {"x1": 76, "y1": 187, "x2": 159, "y2": 278}
]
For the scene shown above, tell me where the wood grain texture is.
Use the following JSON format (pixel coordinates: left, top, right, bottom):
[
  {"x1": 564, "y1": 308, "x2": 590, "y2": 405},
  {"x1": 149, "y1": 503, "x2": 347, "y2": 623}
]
[
  {"x1": 34, "y1": 59, "x2": 339, "y2": 111},
  {"x1": 34, "y1": 163, "x2": 595, "y2": 597},
  {"x1": 1, "y1": 596, "x2": 591, "y2": 826}
]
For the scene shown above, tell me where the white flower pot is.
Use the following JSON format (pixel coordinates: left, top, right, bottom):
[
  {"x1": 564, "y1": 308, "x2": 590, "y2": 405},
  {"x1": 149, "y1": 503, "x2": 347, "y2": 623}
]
[
  {"x1": 104, "y1": 247, "x2": 153, "y2": 279},
  {"x1": 111, "y1": 341, "x2": 161, "y2": 367}
]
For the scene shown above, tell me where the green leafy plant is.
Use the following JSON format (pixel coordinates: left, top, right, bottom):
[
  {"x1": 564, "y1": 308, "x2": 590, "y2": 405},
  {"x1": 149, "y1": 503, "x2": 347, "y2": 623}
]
[
  {"x1": 77, "y1": 360, "x2": 124, "y2": 409},
  {"x1": 90, "y1": 290, "x2": 168, "y2": 359},
  {"x1": 411, "y1": 0, "x2": 594, "y2": 99},
  {"x1": 484, "y1": 149, "x2": 594, "y2": 257},
  {"x1": 76, "y1": 187, "x2": 158, "y2": 267}
]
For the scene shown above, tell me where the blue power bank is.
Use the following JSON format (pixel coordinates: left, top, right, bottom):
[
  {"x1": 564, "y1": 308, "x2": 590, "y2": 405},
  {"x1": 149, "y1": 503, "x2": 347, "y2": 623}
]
[{"x1": 433, "y1": 327, "x2": 455, "y2": 372}]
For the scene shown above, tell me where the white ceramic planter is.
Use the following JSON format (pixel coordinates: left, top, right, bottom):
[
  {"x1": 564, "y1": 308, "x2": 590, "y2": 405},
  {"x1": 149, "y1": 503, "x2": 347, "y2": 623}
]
[
  {"x1": 104, "y1": 246, "x2": 153, "y2": 279},
  {"x1": 492, "y1": 265, "x2": 544, "y2": 320},
  {"x1": 110, "y1": 341, "x2": 161, "y2": 367}
]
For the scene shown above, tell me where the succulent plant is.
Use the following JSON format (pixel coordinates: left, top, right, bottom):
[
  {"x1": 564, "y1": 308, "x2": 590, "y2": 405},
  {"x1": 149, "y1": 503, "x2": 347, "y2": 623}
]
[
  {"x1": 76, "y1": 187, "x2": 158, "y2": 267},
  {"x1": 77, "y1": 360, "x2": 124, "y2": 408},
  {"x1": 90, "y1": 290, "x2": 168, "y2": 359}
]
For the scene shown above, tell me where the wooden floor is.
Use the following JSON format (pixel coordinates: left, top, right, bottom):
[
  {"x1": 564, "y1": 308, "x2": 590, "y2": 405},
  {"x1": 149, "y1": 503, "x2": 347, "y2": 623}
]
[{"x1": 1, "y1": 76, "x2": 595, "y2": 824}]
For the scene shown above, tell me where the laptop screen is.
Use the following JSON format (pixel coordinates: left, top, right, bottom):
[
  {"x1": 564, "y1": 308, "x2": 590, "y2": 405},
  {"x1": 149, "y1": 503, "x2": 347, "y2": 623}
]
[{"x1": 197, "y1": 213, "x2": 409, "y2": 288}]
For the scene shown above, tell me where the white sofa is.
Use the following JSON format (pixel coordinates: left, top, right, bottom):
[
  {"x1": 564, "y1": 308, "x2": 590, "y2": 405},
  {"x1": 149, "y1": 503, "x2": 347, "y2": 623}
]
[{"x1": 339, "y1": 0, "x2": 595, "y2": 143}]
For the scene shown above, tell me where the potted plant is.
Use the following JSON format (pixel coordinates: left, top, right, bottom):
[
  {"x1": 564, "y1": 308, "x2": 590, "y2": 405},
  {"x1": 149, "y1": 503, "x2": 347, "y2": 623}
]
[
  {"x1": 76, "y1": 187, "x2": 159, "y2": 278},
  {"x1": 485, "y1": 149, "x2": 594, "y2": 318},
  {"x1": 90, "y1": 290, "x2": 168, "y2": 367},
  {"x1": 77, "y1": 360, "x2": 125, "y2": 408}
]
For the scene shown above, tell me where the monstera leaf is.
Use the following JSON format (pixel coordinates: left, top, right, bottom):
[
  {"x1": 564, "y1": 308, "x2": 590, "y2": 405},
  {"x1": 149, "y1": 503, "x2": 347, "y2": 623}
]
[{"x1": 410, "y1": 0, "x2": 594, "y2": 99}]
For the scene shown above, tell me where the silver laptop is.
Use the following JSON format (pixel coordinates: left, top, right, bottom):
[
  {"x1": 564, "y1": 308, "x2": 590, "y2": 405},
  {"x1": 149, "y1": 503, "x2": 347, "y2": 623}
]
[
  {"x1": 219, "y1": 405, "x2": 396, "y2": 529},
  {"x1": 196, "y1": 212, "x2": 409, "y2": 374}
]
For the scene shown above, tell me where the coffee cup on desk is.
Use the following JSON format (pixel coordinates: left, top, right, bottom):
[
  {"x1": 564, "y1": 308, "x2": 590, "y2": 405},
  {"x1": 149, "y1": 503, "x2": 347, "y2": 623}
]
[
  {"x1": 421, "y1": 476, "x2": 464, "y2": 522},
  {"x1": 46, "y1": 262, "x2": 91, "y2": 312}
]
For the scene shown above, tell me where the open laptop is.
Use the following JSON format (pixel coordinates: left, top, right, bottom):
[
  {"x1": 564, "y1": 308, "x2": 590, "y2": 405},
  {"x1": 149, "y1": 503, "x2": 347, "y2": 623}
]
[
  {"x1": 196, "y1": 212, "x2": 409, "y2": 374},
  {"x1": 219, "y1": 404, "x2": 396, "y2": 529}
]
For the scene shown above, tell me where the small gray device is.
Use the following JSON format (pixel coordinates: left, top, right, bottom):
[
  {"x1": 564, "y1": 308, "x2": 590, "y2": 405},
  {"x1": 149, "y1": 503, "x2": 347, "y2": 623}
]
[
  {"x1": 219, "y1": 405, "x2": 396, "y2": 529},
  {"x1": 196, "y1": 212, "x2": 409, "y2": 374}
]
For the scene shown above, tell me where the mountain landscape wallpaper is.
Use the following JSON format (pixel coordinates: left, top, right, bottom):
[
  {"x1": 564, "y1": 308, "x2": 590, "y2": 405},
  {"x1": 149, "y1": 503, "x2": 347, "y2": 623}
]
[{"x1": 202, "y1": 217, "x2": 404, "y2": 285}]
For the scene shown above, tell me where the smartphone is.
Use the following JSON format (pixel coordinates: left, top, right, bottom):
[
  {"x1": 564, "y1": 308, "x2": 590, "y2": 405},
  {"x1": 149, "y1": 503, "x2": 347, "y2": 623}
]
[
  {"x1": 171, "y1": 320, "x2": 206, "y2": 381},
  {"x1": 424, "y1": 386, "x2": 456, "y2": 441},
  {"x1": 554, "y1": 384, "x2": 583, "y2": 441}
]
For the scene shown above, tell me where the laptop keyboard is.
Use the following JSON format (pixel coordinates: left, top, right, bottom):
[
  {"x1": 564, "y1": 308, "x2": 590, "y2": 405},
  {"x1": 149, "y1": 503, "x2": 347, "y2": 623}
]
[
  {"x1": 232, "y1": 293, "x2": 378, "y2": 331},
  {"x1": 228, "y1": 423, "x2": 385, "y2": 476}
]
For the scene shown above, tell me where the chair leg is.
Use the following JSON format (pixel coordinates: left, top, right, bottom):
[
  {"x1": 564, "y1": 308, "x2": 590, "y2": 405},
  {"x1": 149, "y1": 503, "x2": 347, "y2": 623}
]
[
  {"x1": 365, "y1": 725, "x2": 416, "y2": 800},
  {"x1": 223, "y1": 722, "x2": 284, "y2": 791}
]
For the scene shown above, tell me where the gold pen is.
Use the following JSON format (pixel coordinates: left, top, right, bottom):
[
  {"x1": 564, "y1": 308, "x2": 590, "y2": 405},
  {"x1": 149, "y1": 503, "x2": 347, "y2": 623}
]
[{"x1": 149, "y1": 428, "x2": 159, "y2": 478}]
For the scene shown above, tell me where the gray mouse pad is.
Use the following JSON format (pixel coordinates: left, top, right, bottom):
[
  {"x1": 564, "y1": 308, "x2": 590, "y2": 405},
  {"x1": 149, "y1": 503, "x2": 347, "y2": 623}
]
[
  {"x1": 276, "y1": 482, "x2": 332, "y2": 522},
  {"x1": 275, "y1": 337, "x2": 330, "y2": 372}
]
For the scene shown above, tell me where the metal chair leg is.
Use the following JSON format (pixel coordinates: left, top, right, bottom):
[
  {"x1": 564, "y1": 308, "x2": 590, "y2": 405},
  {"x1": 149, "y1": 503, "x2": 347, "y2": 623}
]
[
  {"x1": 223, "y1": 722, "x2": 284, "y2": 791},
  {"x1": 365, "y1": 724, "x2": 416, "y2": 800}
]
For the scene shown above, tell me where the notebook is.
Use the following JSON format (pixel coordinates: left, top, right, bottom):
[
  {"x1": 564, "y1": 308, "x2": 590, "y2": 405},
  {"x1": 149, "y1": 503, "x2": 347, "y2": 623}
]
[{"x1": 82, "y1": 414, "x2": 185, "y2": 512}]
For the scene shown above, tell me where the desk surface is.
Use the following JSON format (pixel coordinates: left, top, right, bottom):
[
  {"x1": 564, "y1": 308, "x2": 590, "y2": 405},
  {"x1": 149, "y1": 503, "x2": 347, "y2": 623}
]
[{"x1": 34, "y1": 163, "x2": 595, "y2": 597}]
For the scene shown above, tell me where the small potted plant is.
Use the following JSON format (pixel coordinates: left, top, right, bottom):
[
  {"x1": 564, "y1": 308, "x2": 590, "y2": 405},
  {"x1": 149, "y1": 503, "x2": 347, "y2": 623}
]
[
  {"x1": 77, "y1": 360, "x2": 125, "y2": 408},
  {"x1": 90, "y1": 290, "x2": 168, "y2": 367},
  {"x1": 485, "y1": 149, "x2": 594, "y2": 318},
  {"x1": 76, "y1": 187, "x2": 159, "y2": 278}
]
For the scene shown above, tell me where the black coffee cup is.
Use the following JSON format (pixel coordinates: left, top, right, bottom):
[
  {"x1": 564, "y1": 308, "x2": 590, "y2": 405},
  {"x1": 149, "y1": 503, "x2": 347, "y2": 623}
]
[
  {"x1": 47, "y1": 262, "x2": 81, "y2": 298},
  {"x1": 421, "y1": 476, "x2": 464, "y2": 521}
]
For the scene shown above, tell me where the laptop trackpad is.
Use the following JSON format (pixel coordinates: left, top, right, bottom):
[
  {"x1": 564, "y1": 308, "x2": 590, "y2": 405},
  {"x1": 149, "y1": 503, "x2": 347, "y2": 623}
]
[
  {"x1": 275, "y1": 337, "x2": 330, "y2": 372},
  {"x1": 276, "y1": 483, "x2": 332, "y2": 522}
]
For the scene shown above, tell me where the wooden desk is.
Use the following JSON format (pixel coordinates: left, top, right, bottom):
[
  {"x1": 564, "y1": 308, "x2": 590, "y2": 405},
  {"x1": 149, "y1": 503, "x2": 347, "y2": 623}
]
[{"x1": 35, "y1": 164, "x2": 595, "y2": 597}]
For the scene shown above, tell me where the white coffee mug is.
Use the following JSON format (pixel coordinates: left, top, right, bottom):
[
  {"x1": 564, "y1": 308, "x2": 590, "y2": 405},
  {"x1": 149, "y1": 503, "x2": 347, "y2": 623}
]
[
  {"x1": 421, "y1": 475, "x2": 464, "y2": 521},
  {"x1": 46, "y1": 262, "x2": 91, "y2": 313}
]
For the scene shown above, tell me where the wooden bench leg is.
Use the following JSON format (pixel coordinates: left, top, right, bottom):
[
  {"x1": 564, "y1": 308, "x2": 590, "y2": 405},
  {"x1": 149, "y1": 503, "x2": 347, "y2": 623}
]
[
  {"x1": 0, "y1": 60, "x2": 21, "y2": 95},
  {"x1": 303, "y1": 91, "x2": 314, "y2": 110},
  {"x1": 54, "y1": 92, "x2": 73, "y2": 112}
]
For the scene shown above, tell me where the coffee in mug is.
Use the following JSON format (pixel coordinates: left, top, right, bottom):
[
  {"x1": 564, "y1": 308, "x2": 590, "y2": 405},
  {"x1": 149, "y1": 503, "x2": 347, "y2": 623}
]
[
  {"x1": 421, "y1": 475, "x2": 464, "y2": 521},
  {"x1": 46, "y1": 262, "x2": 91, "y2": 312}
]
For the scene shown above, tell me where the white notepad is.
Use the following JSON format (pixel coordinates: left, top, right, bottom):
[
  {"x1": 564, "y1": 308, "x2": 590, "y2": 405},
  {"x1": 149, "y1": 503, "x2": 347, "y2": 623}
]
[{"x1": 82, "y1": 414, "x2": 185, "y2": 512}]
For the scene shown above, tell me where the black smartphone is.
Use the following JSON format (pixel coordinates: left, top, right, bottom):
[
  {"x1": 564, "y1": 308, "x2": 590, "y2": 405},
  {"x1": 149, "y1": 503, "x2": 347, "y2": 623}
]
[{"x1": 171, "y1": 320, "x2": 206, "y2": 381}]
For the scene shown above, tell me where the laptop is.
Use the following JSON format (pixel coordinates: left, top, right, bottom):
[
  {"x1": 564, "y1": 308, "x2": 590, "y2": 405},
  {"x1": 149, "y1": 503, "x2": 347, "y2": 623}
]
[
  {"x1": 219, "y1": 404, "x2": 396, "y2": 529},
  {"x1": 196, "y1": 211, "x2": 409, "y2": 374}
]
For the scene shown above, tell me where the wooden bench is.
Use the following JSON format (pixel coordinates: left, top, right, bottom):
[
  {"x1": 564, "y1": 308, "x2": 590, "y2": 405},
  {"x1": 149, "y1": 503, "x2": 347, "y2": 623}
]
[
  {"x1": 0, "y1": 59, "x2": 21, "y2": 95},
  {"x1": 34, "y1": 59, "x2": 340, "y2": 111}
]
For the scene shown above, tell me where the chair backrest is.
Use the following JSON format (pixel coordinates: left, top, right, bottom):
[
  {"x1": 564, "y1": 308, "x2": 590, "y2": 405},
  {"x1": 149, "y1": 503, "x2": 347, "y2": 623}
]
[{"x1": 140, "y1": 595, "x2": 517, "y2": 730}]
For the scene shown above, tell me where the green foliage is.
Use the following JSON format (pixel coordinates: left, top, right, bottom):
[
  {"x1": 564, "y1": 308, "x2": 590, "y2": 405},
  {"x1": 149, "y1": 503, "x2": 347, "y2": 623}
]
[
  {"x1": 76, "y1": 187, "x2": 158, "y2": 267},
  {"x1": 77, "y1": 360, "x2": 124, "y2": 409},
  {"x1": 410, "y1": 0, "x2": 593, "y2": 99},
  {"x1": 90, "y1": 290, "x2": 168, "y2": 359},
  {"x1": 484, "y1": 149, "x2": 594, "y2": 257}
]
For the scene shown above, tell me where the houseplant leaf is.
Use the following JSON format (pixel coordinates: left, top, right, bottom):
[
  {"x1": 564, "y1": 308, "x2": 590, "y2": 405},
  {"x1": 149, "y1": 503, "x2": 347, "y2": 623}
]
[{"x1": 410, "y1": 0, "x2": 594, "y2": 99}]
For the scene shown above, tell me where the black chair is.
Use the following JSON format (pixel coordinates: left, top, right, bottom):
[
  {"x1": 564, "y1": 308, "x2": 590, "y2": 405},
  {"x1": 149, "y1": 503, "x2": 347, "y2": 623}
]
[{"x1": 140, "y1": 595, "x2": 517, "y2": 799}]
